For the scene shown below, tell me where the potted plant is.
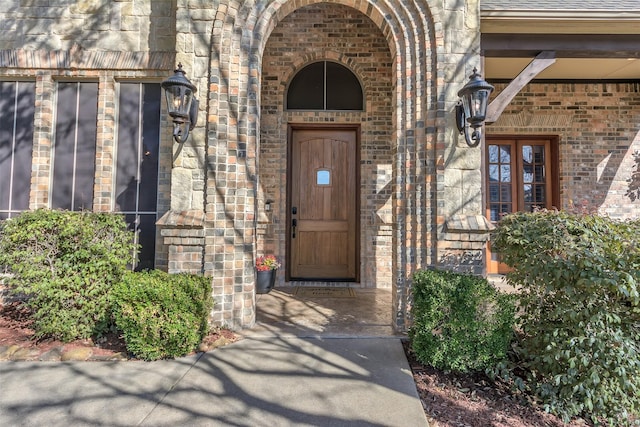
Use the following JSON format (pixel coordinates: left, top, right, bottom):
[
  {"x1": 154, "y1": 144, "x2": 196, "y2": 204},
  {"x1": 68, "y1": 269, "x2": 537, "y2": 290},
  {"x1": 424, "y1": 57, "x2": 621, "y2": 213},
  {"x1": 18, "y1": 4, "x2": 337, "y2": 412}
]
[{"x1": 255, "y1": 255, "x2": 280, "y2": 294}]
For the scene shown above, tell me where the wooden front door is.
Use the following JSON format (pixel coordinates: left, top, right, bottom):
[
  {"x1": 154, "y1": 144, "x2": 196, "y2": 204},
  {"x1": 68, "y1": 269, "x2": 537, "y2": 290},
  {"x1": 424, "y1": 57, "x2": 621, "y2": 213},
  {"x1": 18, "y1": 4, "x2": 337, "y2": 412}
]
[{"x1": 288, "y1": 127, "x2": 359, "y2": 280}]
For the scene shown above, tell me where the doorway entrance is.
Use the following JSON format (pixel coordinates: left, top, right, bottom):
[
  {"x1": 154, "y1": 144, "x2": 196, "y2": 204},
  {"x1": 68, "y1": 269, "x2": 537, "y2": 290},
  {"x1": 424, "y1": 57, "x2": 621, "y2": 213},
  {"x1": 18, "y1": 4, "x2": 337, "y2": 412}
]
[
  {"x1": 287, "y1": 126, "x2": 360, "y2": 281},
  {"x1": 485, "y1": 136, "x2": 559, "y2": 274}
]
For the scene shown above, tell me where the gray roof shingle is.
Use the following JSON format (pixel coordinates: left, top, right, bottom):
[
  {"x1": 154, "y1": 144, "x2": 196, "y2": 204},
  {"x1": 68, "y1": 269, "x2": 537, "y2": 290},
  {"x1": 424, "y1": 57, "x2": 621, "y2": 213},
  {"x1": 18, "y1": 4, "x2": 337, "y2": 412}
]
[{"x1": 481, "y1": 0, "x2": 640, "y2": 11}]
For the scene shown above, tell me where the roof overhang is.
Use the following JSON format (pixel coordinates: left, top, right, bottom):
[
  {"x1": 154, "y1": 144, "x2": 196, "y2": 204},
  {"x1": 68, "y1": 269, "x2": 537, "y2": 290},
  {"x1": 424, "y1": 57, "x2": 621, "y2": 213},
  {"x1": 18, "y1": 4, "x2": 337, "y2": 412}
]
[
  {"x1": 481, "y1": 9, "x2": 640, "y2": 80},
  {"x1": 482, "y1": 10, "x2": 640, "y2": 34}
]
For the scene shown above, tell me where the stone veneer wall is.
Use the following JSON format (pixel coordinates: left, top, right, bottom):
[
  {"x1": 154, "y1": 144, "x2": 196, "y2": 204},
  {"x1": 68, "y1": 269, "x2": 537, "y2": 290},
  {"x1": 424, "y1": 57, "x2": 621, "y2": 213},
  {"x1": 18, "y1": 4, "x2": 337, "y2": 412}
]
[
  {"x1": 0, "y1": 0, "x2": 178, "y2": 270},
  {"x1": 0, "y1": 1, "x2": 175, "y2": 51},
  {"x1": 490, "y1": 82, "x2": 640, "y2": 220},
  {"x1": 1, "y1": 0, "x2": 485, "y2": 331}
]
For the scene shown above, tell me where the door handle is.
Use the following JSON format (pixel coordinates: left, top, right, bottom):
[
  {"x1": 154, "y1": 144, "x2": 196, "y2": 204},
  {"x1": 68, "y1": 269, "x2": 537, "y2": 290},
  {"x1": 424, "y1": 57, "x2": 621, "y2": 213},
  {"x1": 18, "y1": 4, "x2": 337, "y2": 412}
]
[{"x1": 292, "y1": 218, "x2": 297, "y2": 238}]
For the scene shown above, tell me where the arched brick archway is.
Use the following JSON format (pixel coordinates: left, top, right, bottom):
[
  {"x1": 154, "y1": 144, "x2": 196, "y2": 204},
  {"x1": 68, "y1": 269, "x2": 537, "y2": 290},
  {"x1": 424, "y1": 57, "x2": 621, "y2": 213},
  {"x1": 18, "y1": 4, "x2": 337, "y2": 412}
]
[
  {"x1": 260, "y1": 5, "x2": 393, "y2": 283},
  {"x1": 199, "y1": 0, "x2": 465, "y2": 330}
]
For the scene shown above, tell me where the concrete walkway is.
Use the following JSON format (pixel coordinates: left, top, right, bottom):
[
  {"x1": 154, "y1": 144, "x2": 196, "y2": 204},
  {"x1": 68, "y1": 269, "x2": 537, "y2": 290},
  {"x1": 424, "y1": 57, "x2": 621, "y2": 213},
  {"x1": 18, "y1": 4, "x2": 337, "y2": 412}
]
[
  {"x1": 0, "y1": 287, "x2": 428, "y2": 426},
  {"x1": 0, "y1": 336, "x2": 428, "y2": 426}
]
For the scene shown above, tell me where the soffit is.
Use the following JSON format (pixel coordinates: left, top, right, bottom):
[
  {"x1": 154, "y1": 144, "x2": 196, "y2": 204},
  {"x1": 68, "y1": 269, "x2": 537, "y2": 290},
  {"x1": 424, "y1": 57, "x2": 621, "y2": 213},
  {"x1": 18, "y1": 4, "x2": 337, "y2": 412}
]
[
  {"x1": 482, "y1": 19, "x2": 640, "y2": 35},
  {"x1": 481, "y1": 0, "x2": 640, "y2": 14},
  {"x1": 486, "y1": 57, "x2": 640, "y2": 80}
]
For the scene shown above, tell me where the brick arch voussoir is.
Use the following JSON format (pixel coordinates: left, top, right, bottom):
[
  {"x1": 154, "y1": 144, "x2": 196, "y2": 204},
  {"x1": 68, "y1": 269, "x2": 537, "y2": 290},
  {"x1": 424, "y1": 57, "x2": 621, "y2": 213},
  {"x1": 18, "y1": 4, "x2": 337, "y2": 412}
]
[
  {"x1": 254, "y1": 0, "x2": 400, "y2": 61},
  {"x1": 214, "y1": 0, "x2": 442, "y2": 132},
  {"x1": 251, "y1": 0, "x2": 429, "y2": 123}
]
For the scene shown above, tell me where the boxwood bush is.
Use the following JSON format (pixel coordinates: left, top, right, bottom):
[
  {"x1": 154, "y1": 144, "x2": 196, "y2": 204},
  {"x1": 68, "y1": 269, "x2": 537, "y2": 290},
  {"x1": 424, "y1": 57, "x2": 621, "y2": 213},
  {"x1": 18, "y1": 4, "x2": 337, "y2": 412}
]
[
  {"x1": 409, "y1": 269, "x2": 516, "y2": 373},
  {"x1": 492, "y1": 210, "x2": 640, "y2": 425},
  {"x1": 111, "y1": 270, "x2": 213, "y2": 360},
  {"x1": 0, "y1": 209, "x2": 133, "y2": 341}
]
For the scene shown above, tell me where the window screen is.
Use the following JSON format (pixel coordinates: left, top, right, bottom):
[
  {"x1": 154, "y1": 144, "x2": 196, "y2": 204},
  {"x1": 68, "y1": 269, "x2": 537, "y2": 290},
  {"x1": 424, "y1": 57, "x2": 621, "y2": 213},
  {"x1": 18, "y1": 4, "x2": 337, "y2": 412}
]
[
  {"x1": 0, "y1": 81, "x2": 35, "y2": 220},
  {"x1": 52, "y1": 82, "x2": 98, "y2": 211},
  {"x1": 115, "y1": 83, "x2": 161, "y2": 270},
  {"x1": 287, "y1": 61, "x2": 363, "y2": 111}
]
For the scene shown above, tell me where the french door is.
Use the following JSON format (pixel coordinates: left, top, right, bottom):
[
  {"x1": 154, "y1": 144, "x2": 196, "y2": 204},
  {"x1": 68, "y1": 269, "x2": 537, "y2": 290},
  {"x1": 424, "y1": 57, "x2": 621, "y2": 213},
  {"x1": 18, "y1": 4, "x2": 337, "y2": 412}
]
[{"x1": 486, "y1": 137, "x2": 558, "y2": 274}]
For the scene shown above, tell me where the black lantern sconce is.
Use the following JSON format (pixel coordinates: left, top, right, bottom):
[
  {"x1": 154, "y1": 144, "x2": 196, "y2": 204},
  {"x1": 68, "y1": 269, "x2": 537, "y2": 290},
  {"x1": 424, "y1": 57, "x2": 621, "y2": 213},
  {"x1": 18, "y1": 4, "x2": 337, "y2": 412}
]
[
  {"x1": 161, "y1": 63, "x2": 199, "y2": 144},
  {"x1": 455, "y1": 68, "x2": 494, "y2": 147}
]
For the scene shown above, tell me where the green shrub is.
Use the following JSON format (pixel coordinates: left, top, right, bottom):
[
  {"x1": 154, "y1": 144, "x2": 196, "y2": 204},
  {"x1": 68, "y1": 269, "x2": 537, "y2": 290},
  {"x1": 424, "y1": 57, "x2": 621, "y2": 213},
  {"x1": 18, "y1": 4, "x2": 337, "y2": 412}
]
[
  {"x1": 111, "y1": 270, "x2": 213, "y2": 360},
  {"x1": 492, "y1": 210, "x2": 640, "y2": 424},
  {"x1": 409, "y1": 269, "x2": 516, "y2": 373},
  {"x1": 0, "y1": 209, "x2": 133, "y2": 341}
]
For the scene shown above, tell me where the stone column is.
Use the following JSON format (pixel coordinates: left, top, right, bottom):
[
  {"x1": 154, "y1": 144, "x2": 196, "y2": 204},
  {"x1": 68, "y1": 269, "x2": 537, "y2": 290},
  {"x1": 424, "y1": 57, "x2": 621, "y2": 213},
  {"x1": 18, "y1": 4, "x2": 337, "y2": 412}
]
[{"x1": 437, "y1": 0, "x2": 489, "y2": 273}]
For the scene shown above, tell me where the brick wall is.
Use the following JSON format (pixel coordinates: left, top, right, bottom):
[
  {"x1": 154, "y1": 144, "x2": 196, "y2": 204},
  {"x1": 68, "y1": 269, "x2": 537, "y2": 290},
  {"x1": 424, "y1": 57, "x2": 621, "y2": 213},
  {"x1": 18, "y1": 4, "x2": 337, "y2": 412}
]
[
  {"x1": 490, "y1": 82, "x2": 640, "y2": 220},
  {"x1": 260, "y1": 3, "x2": 394, "y2": 288}
]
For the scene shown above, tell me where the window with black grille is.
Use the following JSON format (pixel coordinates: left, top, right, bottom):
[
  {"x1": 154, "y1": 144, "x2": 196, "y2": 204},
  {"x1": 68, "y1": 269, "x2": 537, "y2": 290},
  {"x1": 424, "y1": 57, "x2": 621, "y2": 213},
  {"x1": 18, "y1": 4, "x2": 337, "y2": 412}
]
[
  {"x1": 287, "y1": 61, "x2": 363, "y2": 111},
  {"x1": 52, "y1": 82, "x2": 98, "y2": 211},
  {"x1": 0, "y1": 81, "x2": 35, "y2": 220},
  {"x1": 115, "y1": 82, "x2": 161, "y2": 270}
]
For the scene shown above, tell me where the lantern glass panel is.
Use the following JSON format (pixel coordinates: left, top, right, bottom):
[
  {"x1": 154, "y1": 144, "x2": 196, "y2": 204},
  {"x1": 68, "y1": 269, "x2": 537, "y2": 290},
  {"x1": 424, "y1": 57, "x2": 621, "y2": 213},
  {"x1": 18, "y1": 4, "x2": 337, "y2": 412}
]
[
  {"x1": 473, "y1": 89, "x2": 490, "y2": 120},
  {"x1": 164, "y1": 86, "x2": 192, "y2": 117},
  {"x1": 461, "y1": 95, "x2": 472, "y2": 121}
]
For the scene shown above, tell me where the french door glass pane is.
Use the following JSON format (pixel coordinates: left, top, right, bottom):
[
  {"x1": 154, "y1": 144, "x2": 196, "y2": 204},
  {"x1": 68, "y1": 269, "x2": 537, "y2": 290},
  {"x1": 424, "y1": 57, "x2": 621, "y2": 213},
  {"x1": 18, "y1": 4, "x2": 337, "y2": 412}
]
[
  {"x1": 0, "y1": 81, "x2": 35, "y2": 219},
  {"x1": 534, "y1": 145, "x2": 545, "y2": 163},
  {"x1": 522, "y1": 145, "x2": 547, "y2": 211},
  {"x1": 489, "y1": 207, "x2": 500, "y2": 222},
  {"x1": 500, "y1": 165, "x2": 511, "y2": 182},
  {"x1": 52, "y1": 82, "x2": 98, "y2": 211},
  {"x1": 522, "y1": 145, "x2": 531, "y2": 163},
  {"x1": 488, "y1": 143, "x2": 514, "y2": 221},
  {"x1": 488, "y1": 145, "x2": 499, "y2": 163},
  {"x1": 489, "y1": 164, "x2": 499, "y2": 181},
  {"x1": 500, "y1": 185, "x2": 512, "y2": 202},
  {"x1": 523, "y1": 184, "x2": 532, "y2": 202},
  {"x1": 499, "y1": 145, "x2": 511, "y2": 162},
  {"x1": 136, "y1": 214, "x2": 158, "y2": 270},
  {"x1": 489, "y1": 183, "x2": 499, "y2": 202}
]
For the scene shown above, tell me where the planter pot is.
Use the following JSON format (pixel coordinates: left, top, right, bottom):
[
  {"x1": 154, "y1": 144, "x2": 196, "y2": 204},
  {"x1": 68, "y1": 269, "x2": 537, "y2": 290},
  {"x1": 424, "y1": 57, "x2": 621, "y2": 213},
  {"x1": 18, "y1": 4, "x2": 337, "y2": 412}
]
[{"x1": 256, "y1": 269, "x2": 277, "y2": 294}]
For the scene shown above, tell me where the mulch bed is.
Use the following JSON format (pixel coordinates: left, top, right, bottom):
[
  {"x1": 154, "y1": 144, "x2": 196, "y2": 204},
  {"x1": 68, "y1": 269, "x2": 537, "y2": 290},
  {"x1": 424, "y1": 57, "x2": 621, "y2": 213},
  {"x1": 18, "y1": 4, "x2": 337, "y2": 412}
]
[
  {"x1": 0, "y1": 284, "x2": 237, "y2": 360},
  {"x1": 401, "y1": 340, "x2": 590, "y2": 427}
]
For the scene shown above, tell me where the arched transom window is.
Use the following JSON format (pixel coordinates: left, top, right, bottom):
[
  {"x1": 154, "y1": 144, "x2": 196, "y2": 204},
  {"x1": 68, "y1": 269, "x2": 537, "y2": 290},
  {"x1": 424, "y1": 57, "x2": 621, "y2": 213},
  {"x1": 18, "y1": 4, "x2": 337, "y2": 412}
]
[{"x1": 286, "y1": 61, "x2": 363, "y2": 111}]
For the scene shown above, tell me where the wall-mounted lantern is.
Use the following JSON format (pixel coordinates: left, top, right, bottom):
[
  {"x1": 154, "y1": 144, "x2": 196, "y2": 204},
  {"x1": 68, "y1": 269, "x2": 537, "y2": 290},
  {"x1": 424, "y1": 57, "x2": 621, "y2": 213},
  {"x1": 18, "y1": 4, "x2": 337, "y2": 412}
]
[
  {"x1": 455, "y1": 68, "x2": 494, "y2": 147},
  {"x1": 161, "y1": 63, "x2": 199, "y2": 144}
]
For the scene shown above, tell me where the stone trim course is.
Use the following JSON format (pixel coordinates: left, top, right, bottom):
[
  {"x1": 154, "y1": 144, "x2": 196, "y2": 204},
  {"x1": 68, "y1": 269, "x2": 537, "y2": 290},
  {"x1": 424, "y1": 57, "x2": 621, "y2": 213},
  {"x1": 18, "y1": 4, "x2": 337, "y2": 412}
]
[{"x1": 0, "y1": 47, "x2": 174, "y2": 71}]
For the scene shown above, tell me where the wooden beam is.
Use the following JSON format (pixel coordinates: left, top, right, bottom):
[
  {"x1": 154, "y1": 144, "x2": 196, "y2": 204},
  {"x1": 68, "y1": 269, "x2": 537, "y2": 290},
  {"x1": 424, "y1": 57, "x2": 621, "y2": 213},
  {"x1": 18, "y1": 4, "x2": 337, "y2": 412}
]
[
  {"x1": 482, "y1": 34, "x2": 640, "y2": 58},
  {"x1": 486, "y1": 51, "x2": 556, "y2": 124}
]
